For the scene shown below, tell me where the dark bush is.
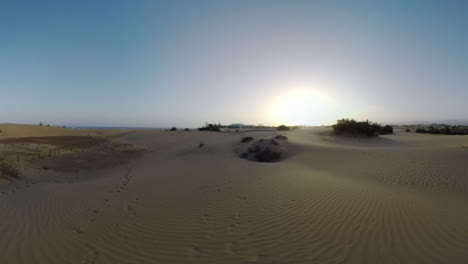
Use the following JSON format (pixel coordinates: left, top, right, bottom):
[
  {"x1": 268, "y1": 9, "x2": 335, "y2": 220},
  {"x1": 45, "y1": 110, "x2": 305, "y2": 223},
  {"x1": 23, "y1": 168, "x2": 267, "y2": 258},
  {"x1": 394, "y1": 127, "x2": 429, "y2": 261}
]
[
  {"x1": 0, "y1": 159, "x2": 19, "y2": 180},
  {"x1": 381, "y1": 125, "x2": 393, "y2": 135},
  {"x1": 332, "y1": 118, "x2": 393, "y2": 136},
  {"x1": 184, "y1": 128, "x2": 189, "y2": 131},
  {"x1": 270, "y1": 139, "x2": 279, "y2": 145},
  {"x1": 415, "y1": 128, "x2": 427, "y2": 133},
  {"x1": 274, "y1": 135, "x2": 288, "y2": 140},
  {"x1": 406, "y1": 129, "x2": 411, "y2": 132},
  {"x1": 198, "y1": 123, "x2": 221, "y2": 132},
  {"x1": 169, "y1": 127, "x2": 177, "y2": 131},
  {"x1": 241, "y1": 137, "x2": 254, "y2": 143},
  {"x1": 441, "y1": 126, "x2": 453, "y2": 135},
  {"x1": 415, "y1": 125, "x2": 467, "y2": 135},
  {"x1": 248, "y1": 145, "x2": 262, "y2": 153},
  {"x1": 428, "y1": 126, "x2": 440, "y2": 134},
  {"x1": 277, "y1": 125, "x2": 290, "y2": 131},
  {"x1": 254, "y1": 147, "x2": 281, "y2": 162}
]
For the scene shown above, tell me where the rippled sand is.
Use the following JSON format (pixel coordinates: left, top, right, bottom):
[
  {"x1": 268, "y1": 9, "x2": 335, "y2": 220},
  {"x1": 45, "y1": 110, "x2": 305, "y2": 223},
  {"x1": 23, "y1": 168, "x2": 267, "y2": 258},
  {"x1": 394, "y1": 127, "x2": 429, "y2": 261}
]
[{"x1": 1, "y1": 128, "x2": 468, "y2": 263}]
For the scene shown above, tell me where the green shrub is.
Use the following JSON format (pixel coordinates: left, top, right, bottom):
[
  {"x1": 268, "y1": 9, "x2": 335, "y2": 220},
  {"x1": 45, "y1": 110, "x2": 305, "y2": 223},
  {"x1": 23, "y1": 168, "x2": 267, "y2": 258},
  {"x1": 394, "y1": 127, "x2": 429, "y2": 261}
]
[
  {"x1": 415, "y1": 128, "x2": 427, "y2": 133},
  {"x1": 414, "y1": 125, "x2": 467, "y2": 135},
  {"x1": 332, "y1": 118, "x2": 393, "y2": 137},
  {"x1": 381, "y1": 125, "x2": 394, "y2": 135},
  {"x1": 406, "y1": 128, "x2": 411, "y2": 132},
  {"x1": 169, "y1": 127, "x2": 177, "y2": 131},
  {"x1": 198, "y1": 123, "x2": 221, "y2": 132},
  {"x1": 277, "y1": 125, "x2": 290, "y2": 131}
]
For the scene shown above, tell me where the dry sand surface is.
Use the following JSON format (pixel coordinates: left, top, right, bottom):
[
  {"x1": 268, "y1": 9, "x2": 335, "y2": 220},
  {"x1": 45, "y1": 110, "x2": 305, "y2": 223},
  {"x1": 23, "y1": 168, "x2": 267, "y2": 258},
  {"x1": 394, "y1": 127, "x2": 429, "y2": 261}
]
[{"x1": 1, "y1": 126, "x2": 468, "y2": 263}]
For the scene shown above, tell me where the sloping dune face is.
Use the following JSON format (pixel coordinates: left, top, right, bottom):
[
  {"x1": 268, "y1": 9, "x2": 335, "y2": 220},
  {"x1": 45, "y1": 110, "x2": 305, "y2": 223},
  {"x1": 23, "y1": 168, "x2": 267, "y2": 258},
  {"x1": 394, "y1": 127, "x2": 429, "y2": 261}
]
[{"x1": 1, "y1": 128, "x2": 468, "y2": 263}]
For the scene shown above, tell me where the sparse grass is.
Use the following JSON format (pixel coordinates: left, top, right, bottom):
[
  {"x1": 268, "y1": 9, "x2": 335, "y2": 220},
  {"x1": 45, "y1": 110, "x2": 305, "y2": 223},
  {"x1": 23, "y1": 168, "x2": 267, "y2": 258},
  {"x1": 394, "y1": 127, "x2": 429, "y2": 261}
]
[
  {"x1": 332, "y1": 118, "x2": 393, "y2": 137},
  {"x1": 0, "y1": 158, "x2": 20, "y2": 180}
]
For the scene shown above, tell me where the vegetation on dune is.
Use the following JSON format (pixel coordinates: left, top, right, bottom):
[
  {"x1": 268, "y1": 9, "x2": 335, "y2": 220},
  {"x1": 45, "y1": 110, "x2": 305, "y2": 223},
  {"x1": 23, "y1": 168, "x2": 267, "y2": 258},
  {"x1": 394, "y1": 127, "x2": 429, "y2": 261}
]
[
  {"x1": 277, "y1": 125, "x2": 290, "y2": 131},
  {"x1": 332, "y1": 118, "x2": 393, "y2": 137},
  {"x1": 169, "y1": 127, "x2": 177, "y2": 131},
  {"x1": 415, "y1": 128, "x2": 427, "y2": 133},
  {"x1": 254, "y1": 147, "x2": 281, "y2": 162},
  {"x1": 241, "y1": 136, "x2": 254, "y2": 143},
  {"x1": 198, "y1": 123, "x2": 222, "y2": 132},
  {"x1": 274, "y1": 135, "x2": 288, "y2": 140},
  {"x1": 240, "y1": 136, "x2": 288, "y2": 163},
  {"x1": 0, "y1": 158, "x2": 19, "y2": 180},
  {"x1": 415, "y1": 125, "x2": 468, "y2": 135},
  {"x1": 381, "y1": 125, "x2": 394, "y2": 135}
]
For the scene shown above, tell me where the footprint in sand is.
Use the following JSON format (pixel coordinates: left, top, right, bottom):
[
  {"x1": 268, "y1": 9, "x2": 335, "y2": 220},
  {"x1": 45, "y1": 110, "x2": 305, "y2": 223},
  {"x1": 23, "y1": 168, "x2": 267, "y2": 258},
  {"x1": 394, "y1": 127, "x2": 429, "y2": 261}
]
[
  {"x1": 187, "y1": 246, "x2": 202, "y2": 259},
  {"x1": 81, "y1": 245, "x2": 99, "y2": 264},
  {"x1": 234, "y1": 212, "x2": 241, "y2": 219},
  {"x1": 112, "y1": 223, "x2": 129, "y2": 241},
  {"x1": 228, "y1": 222, "x2": 242, "y2": 234},
  {"x1": 72, "y1": 226, "x2": 84, "y2": 235},
  {"x1": 127, "y1": 205, "x2": 136, "y2": 217},
  {"x1": 248, "y1": 254, "x2": 267, "y2": 262},
  {"x1": 225, "y1": 241, "x2": 239, "y2": 255}
]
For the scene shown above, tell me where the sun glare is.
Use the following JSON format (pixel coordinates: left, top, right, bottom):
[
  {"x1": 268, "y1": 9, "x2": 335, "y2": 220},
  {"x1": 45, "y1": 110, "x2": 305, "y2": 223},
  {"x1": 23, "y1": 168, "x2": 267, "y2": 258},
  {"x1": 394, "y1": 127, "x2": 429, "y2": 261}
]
[{"x1": 271, "y1": 89, "x2": 335, "y2": 126}]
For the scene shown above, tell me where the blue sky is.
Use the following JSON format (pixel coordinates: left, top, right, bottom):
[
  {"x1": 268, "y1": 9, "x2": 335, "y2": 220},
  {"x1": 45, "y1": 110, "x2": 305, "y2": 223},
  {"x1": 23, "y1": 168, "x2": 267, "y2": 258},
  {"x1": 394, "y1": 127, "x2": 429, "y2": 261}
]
[{"x1": 1, "y1": 0, "x2": 467, "y2": 127}]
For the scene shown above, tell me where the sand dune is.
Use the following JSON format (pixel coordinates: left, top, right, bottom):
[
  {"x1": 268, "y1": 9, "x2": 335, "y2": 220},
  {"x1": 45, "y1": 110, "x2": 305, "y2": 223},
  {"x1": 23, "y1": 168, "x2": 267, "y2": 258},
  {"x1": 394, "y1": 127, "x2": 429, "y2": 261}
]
[{"x1": 1, "y1": 128, "x2": 468, "y2": 263}]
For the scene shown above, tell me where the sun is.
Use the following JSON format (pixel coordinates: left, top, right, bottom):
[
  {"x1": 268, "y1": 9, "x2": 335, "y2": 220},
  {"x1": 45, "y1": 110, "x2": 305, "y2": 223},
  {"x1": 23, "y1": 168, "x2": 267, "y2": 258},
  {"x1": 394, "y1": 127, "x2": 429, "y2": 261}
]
[{"x1": 270, "y1": 89, "x2": 334, "y2": 126}]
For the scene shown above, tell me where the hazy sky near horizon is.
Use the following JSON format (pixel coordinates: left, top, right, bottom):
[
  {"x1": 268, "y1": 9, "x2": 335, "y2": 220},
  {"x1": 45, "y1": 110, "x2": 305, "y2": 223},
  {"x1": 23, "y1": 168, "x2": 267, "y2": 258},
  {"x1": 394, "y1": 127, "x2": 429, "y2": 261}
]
[{"x1": 1, "y1": 0, "x2": 468, "y2": 127}]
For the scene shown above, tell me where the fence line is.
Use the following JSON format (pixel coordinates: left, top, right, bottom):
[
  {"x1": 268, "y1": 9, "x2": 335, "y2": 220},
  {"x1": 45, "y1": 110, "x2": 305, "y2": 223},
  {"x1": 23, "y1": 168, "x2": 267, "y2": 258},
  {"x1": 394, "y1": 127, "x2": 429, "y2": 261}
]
[
  {"x1": 4, "y1": 131, "x2": 134, "y2": 163},
  {"x1": 9, "y1": 140, "x2": 100, "y2": 163}
]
